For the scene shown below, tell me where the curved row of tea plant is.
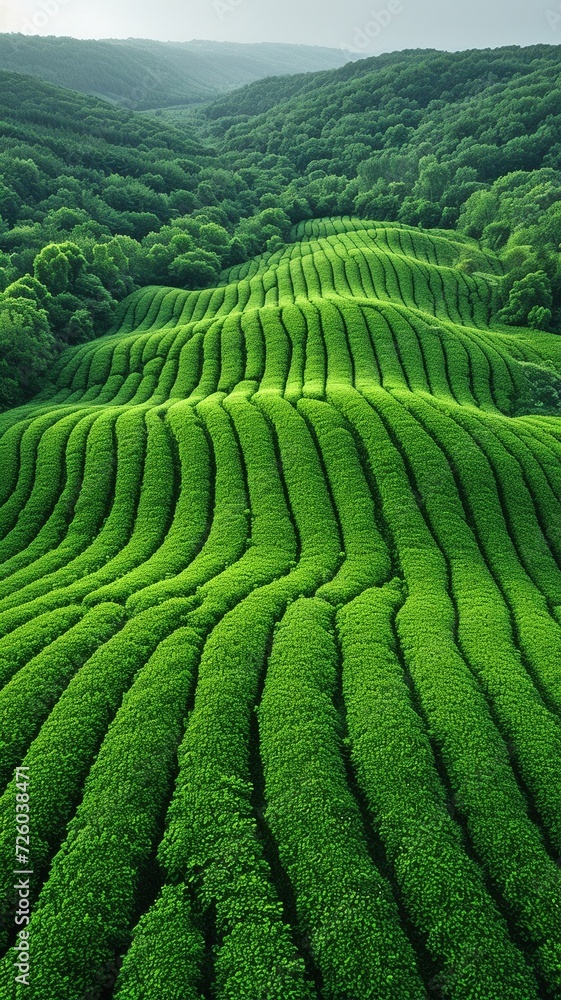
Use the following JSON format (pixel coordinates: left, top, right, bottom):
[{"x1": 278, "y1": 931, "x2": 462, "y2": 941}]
[{"x1": 1, "y1": 220, "x2": 561, "y2": 1000}]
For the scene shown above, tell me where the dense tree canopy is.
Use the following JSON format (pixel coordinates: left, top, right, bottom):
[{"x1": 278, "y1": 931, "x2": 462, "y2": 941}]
[
  {"x1": 0, "y1": 36, "x2": 351, "y2": 111},
  {"x1": 0, "y1": 294, "x2": 56, "y2": 409},
  {"x1": 1, "y1": 45, "x2": 561, "y2": 408}
]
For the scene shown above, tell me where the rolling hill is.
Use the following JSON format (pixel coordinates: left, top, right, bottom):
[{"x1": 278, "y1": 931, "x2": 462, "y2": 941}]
[
  {"x1": 1, "y1": 219, "x2": 561, "y2": 999},
  {"x1": 0, "y1": 35, "x2": 354, "y2": 110},
  {"x1": 1, "y1": 44, "x2": 561, "y2": 398},
  {"x1": 191, "y1": 44, "x2": 561, "y2": 233}
]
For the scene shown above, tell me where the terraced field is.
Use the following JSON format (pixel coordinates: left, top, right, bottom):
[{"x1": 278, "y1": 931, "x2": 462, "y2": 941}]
[{"x1": 2, "y1": 218, "x2": 561, "y2": 1000}]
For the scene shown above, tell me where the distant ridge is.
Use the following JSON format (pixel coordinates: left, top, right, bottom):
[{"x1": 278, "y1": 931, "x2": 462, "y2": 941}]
[{"x1": 0, "y1": 34, "x2": 355, "y2": 109}]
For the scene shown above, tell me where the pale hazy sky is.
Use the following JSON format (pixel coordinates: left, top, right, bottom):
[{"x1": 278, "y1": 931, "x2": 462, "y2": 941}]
[{"x1": 1, "y1": 0, "x2": 559, "y2": 54}]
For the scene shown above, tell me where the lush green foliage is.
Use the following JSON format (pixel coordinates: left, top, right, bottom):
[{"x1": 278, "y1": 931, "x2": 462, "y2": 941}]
[
  {"x1": 199, "y1": 45, "x2": 561, "y2": 227},
  {"x1": 193, "y1": 44, "x2": 561, "y2": 331},
  {"x1": 3, "y1": 44, "x2": 561, "y2": 408},
  {"x1": 0, "y1": 36, "x2": 351, "y2": 110},
  {"x1": 0, "y1": 71, "x2": 299, "y2": 405},
  {"x1": 1, "y1": 218, "x2": 561, "y2": 999},
  {"x1": 458, "y1": 168, "x2": 561, "y2": 330}
]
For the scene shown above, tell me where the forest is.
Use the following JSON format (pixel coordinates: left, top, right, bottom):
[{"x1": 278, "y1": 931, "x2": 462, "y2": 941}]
[
  {"x1": 0, "y1": 35, "x2": 351, "y2": 110},
  {"x1": 1, "y1": 44, "x2": 561, "y2": 407}
]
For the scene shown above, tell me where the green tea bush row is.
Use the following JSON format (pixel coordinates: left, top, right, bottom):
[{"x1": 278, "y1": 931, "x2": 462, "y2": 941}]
[
  {"x1": 422, "y1": 398, "x2": 561, "y2": 719},
  {"x1": 156, "y1": 593, "x2": 315, "y2": 1000},
  {"x1": 186, "y1": 321, "x2": 223, "y2": 403},
  {"x1": 338, "y1": 582, "x2": 538, "y2": 1000},
  {"x1": 318, "y1": 300, "x2": 353, "y2": 387},
  {"x1": 217, "y1": 314, "x2": 245, "y2": 393},
  {"x1": 413, "y1": 314, "x2": 476, "y2": 405},
  {"x1": 254, "y1": 390, "x2": 340, "y2": 571},
  {"x1": 72, "y1": 407, "x2": 177, "y2": 605},
  {"x1": 241, "y1": 311, "x2": 265, "y2": 382},
  {"x1": 260, "y1": 596, "x2": 425, "y2": 1000},
  {"x1": 333, "y1": 300, "x2": 381, "y2": 391},
  {"x1": 0, "y1": 411, "x2": 98, "y2": 567},
  {"x1": 114, "y1": 884, "x2": 205, "y2": 1000},
  {"x1": 0, "y1": 605, "x2": 84, "y2": 688},
  {"x1": 381, "y1": 309, "x2": 430, "y2": 395},
  {"x1": 153, "y1": 520, "x2": 341, "y2": 1000},
  {"x1": 454, "y1": 328, "x2": 496, "y2": 409},
  {"x1": 0, "y1": 419, "x2": 32, "y2": 508},
  {"x1": 460, "y1": 409, "x2": 561, "y2": 606},
  {"x1": 511, "y1": 419, "x2": 561, "y2": 506},
  {"x1": 260, "y1": 309, "x2": 291, "y2": 393},
  {"x1": 456, "y1": 328, "x2": 514, "y2": 412},
  {"x1": 0, "y1": 599, "x2": 191, "y2": 959},
  {"x1": 245, "y1": 274, "x2": 266, "y2": 311},
  {"x1": 126, "y1": 392, "x2": 248, "y2": 614},
  {"x1": 84, "y1": 404, "x2": 210, "y2": 607},
  {"x1": 380, "y1": 389, "x2": 561, "y2": 987},
  {"x1": 85, "y1": 337, "x2": 117, "y2": 390},
  {"x1": 2, "y1": 386, "x2": 336, "y2": 996},
  {"x1": 181, "y1": 388, "x2": 301, "y2": 627},
  {"x1": 297, "y1": 398, "x2": 390, "y2": 603},
  {"x1": 0, "y1": 407, "x2": 148, "y2": 623},
  {"x1": 289, "y1": 256, "x2": 309, "y2": 300},
  {"x1": 283, "y1": 304, "x2": 307, "y2": 402},
  {"x1": 363, "y1": 305, "x2": 405, "y2": 390},
  {"x1": 301, "y1": 303, "x2": 326, "y2": 398},
  {"x1": 168, "y1": 331, "x2": 204, "y2": 399},
  {"x1": 382, "y1": 390, "x2": 561, "y2": 849},
  {"x1": 147, "y1": 395, "x2": 343, "y2": 998},
  {"x1": 331, "y1": 384, "x2": 561, "y2": 990},
  {"x1": 0, "y1": 601, "x2": 125, "y2": 791},
  {"x1": 0, "y1": 410, "x2": 114, "y2": 595},
  {"x1": 12, "y1": 624, "x2": 202, "y2": 1000},
  {"x1": 0, "y1": 410, "x2": 83, "y2": 544}
]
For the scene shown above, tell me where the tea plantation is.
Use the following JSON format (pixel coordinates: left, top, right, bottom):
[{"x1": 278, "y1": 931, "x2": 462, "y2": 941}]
[{"x1": 1, "y1": 219, "x2": 561, "y2": 999}]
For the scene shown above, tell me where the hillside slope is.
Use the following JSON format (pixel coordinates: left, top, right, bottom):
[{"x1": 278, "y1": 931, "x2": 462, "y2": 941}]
[
  {"x1": 2, "y1": 45, "x2": 561, "y2": 389},
  {"x1": 1, "y1": 220, "x2": 561, "y2": 999},
  {"x1": 193, "y1": 44, "x2": 561, "y2": 231},
  {"x1": 0, "y1": 35, "x2": 353, "y2": 110}
]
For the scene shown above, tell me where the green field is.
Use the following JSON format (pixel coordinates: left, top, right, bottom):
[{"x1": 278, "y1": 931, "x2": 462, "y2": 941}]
[{"x1": 2, "y1": 218, "x2": 561, "y2": 999}]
